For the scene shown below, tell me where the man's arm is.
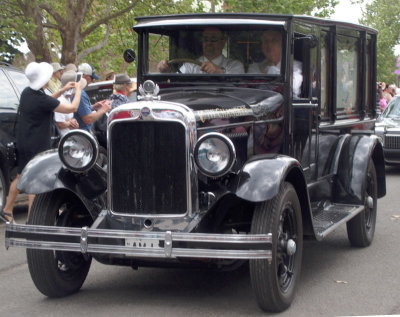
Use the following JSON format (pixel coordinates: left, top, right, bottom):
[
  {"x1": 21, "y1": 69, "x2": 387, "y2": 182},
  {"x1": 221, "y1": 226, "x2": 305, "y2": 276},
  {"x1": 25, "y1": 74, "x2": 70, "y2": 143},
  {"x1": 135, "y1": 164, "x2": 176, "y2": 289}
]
[{"x1": 81, "y1": 100, "x2": 111, "y2": 125}]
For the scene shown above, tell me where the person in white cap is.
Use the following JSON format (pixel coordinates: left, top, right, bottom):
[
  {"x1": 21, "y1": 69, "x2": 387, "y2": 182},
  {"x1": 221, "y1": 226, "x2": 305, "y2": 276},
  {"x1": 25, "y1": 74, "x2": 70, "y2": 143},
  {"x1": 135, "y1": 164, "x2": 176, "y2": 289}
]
[
  {"x1": 75, "y1": 63, "x2": 111, "y2": 131},
  {"x1": 54, "y1": 70, "x2": 83, "y2": 136},
  {"x1": 48, "y1": 62, "x2": 64, "y2": 93},
  {"x1": 0, "y1": 62, "x2": 85, "y2": 224}
]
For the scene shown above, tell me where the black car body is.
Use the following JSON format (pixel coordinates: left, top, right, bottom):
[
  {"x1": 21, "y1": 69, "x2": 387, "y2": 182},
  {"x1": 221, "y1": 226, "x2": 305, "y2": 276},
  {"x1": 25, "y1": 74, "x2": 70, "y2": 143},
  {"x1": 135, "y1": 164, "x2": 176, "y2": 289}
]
[
  {"x1": 6, "y1": 14, "x2": 385, "y2": 312},
  {"x1": 0, "y1": 63, "x2": 60, "y2": 211},
  {"x1": 375, "y1": 95, "x2": 400, "y2": 164},
  {"x1": 0, "y1": 63, "x2": 30, "y2": 210}
]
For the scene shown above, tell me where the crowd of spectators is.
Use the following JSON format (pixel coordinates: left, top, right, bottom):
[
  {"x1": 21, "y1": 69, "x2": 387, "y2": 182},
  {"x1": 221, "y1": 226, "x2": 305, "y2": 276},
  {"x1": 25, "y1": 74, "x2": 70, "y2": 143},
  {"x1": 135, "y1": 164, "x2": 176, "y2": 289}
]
[
  {"x1": 0, "y1": 60, "x2": 136, "y2": 223},
  {"x1": 378, "y1": 82, "x2": 399, "y2": 112}
]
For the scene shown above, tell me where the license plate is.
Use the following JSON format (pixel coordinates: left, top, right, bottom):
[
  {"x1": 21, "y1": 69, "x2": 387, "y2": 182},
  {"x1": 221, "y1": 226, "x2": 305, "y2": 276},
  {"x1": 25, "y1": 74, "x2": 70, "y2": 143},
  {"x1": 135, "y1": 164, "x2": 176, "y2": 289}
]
[{"x1": 125, "y1": 238, "x2": 161, "y2": 249}]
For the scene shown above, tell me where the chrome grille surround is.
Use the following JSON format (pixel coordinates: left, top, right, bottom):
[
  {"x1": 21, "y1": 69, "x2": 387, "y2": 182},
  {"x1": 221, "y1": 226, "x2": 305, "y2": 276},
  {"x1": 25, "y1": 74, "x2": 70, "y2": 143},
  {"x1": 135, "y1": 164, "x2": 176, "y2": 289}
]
[{"x1": 107, "y1": 101, "x2": 198, "y2": 218}]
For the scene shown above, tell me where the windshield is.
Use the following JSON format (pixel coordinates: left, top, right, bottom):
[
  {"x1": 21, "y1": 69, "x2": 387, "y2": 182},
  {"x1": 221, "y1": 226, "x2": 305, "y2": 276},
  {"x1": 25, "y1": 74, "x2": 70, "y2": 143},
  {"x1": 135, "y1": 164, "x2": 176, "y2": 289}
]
[
  {"x1": 145, "y1": 26, "x2": 285, "y2": 76},
  {"x1": 382, "y1": 96, "x2": 400, "y2": 119}
]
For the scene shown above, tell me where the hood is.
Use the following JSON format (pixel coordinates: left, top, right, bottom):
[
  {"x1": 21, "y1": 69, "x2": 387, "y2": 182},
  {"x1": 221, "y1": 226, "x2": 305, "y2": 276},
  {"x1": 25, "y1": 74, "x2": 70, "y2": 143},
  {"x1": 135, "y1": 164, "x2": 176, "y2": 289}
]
[{"x1": 159, "y1": 87, "x2": 282, "y2": 111}]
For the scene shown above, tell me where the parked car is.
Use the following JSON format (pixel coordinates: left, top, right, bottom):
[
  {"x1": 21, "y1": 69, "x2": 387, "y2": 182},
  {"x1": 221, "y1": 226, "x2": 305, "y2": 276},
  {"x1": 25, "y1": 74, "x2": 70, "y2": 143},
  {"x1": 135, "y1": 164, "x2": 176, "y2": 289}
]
[
  {"x1": 6, "y1": 14, "x2": 385, "y2": 313},
  {"x1": 0, "y1": 63, "x2": 61, "y2": 211},
  {"x1": 0, "y1": 63, "x2": 30, "y2": 211},
  {"x1": 375, "y1": 95, "x2": 400, "y2": 164}
]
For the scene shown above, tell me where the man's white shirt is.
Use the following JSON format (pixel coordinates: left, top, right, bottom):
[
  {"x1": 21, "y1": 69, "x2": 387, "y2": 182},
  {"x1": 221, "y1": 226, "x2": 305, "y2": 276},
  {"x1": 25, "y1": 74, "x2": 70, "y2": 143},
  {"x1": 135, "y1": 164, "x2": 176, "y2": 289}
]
[{"x1": 180, "y1": 55, "x2": 244, "y2": 74}]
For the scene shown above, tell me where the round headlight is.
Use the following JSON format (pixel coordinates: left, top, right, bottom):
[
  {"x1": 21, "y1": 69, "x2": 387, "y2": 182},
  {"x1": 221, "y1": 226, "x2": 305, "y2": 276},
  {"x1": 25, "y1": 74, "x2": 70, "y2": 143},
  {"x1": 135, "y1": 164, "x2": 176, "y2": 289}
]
[
  {"x1": 58, "y1": 130, "x2": 99, "y2": 172},
  {"x1": 194, "y1": 133, "x2": 236, "y2": 177}
]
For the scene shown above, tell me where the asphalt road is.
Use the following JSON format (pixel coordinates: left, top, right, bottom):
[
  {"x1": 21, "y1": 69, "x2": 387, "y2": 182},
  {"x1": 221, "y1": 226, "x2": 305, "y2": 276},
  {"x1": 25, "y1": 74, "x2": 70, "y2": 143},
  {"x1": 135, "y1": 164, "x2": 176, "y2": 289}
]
[{"x1": 1, "y1": 168, "x2": 400, "y2": 317}]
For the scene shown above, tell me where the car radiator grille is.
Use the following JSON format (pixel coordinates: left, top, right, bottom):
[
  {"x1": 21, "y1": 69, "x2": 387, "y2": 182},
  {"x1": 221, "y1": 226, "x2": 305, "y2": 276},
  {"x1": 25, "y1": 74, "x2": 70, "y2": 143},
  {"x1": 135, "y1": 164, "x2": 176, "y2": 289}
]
[
  {"x1": 385, "y1": 135, "x2": 400, "y2": 149},
  {"x1": 110, "y1": 121, "x2": 187, "y2": 214}
]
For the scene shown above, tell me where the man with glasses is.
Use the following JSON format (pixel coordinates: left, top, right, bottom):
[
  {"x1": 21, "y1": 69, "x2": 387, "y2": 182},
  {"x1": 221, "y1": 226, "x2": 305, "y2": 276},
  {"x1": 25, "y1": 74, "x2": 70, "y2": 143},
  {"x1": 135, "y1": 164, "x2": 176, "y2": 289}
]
[{"x1": 158, "y1": 27, "x2": 244, "y2": 74}]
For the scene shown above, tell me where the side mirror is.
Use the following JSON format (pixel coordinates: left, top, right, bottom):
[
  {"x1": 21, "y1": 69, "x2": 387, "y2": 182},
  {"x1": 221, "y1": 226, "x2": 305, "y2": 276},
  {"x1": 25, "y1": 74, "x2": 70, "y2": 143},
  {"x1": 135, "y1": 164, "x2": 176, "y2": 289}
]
[{"x1": 123, "y1": 49, "x2": 136, "y2": 63}]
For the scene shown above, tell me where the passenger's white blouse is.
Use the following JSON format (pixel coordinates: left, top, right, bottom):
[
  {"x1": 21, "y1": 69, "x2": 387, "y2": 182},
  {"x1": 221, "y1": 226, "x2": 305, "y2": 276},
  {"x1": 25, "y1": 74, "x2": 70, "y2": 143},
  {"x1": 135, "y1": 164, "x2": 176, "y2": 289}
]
[{"x1": 247, "y1": 60, "x2": 303, "y2": 97}]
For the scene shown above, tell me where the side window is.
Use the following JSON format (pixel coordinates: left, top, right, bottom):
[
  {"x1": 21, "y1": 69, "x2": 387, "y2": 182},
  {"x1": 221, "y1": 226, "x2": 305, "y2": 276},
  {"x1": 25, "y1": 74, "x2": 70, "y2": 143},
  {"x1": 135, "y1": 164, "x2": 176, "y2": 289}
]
[
  {"x1": 336, "y1": 34, "x2": 359, "y2": 117},
  {"x1": 0, "y1": 70, "x2": 19, "y2": 110},
  {"x1": 320, "y1": 31, "x2": 330, "y2": 119},
  {"x1": 7, "y1": 70, "x2": 29, "y2": 94},
  {"x1": 148, "y1": 33, "x2": 170, "y2": 73}
]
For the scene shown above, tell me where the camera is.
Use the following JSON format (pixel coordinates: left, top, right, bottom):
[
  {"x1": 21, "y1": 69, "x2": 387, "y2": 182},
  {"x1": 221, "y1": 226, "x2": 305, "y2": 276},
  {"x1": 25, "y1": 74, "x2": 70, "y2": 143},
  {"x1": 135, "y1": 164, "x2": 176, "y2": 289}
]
[{"x1": 76, "y1": 72, "x2": 83, "y2": 82}]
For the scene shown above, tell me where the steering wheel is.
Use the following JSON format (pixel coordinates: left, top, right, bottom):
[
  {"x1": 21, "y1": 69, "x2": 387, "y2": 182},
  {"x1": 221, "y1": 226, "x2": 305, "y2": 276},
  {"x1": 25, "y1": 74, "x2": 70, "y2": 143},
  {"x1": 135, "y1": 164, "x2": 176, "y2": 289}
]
[{"x1": 168, "y1": 58, "x2": 202, "y2": 66}]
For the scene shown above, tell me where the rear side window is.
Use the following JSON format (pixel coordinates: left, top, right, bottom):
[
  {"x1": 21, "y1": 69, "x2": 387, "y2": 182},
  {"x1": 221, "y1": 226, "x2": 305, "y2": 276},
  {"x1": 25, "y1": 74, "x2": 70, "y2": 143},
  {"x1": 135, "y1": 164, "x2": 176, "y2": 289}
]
[
  {"x1": 0, "y1": 70, "x2": 19, "y2": 110},
  {"x1": 336, "y1": 35, "x2": 359, "y2": 117},
  {"x1": 7, "y1": 70, "x2": 29, "y2": 94}
]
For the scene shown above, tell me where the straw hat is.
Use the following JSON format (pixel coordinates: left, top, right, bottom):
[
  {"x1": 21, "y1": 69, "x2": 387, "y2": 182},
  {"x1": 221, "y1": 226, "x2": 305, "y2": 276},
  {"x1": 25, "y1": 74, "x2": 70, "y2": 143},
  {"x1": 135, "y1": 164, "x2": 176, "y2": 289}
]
[{"x1": 25, "y1": 62, "x2": 54, "y2": 91}]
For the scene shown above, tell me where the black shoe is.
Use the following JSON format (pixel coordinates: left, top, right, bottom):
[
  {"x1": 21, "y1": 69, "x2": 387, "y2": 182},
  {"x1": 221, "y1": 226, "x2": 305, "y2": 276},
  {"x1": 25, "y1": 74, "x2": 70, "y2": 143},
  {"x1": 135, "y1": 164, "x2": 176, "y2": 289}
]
[{"x1": 0, "y1": 210, "x2": 13, "y2": 223}]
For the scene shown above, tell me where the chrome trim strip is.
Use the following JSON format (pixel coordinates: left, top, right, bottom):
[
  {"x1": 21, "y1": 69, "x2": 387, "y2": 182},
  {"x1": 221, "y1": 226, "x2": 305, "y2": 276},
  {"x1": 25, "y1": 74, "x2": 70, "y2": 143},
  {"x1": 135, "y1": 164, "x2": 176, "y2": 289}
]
[
  {"x1": 6, "y1": 223, "x2": 272, "y2": 260},
  {"x1": 319, "y1": 118, "x2": 376, "y2": 129},
  {"x1": 135, "y1": 18, "x2": 286, "y2": 28}
]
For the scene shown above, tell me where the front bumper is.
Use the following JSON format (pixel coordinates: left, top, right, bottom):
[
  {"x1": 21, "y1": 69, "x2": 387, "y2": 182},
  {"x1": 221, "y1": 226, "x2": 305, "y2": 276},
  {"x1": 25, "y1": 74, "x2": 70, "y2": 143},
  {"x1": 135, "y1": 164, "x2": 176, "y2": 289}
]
[{"x1": 5, "y1": 223, "x2": 272, "y2": 260}]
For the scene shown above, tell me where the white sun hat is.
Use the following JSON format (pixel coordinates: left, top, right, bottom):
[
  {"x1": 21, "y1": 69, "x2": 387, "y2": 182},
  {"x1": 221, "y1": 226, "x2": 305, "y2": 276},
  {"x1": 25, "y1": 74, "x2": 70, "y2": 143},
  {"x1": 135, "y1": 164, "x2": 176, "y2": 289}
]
[{"x1": 25, "y1": 62, "x2": 54, "y2": 91}]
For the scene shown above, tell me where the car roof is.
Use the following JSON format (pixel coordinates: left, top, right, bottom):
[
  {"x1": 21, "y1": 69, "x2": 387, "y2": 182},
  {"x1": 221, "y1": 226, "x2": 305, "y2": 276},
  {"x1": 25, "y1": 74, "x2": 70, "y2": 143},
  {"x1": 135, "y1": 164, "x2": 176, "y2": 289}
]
[{"x1": 134, "y1": 13, "x2": 377, "y2": 33}]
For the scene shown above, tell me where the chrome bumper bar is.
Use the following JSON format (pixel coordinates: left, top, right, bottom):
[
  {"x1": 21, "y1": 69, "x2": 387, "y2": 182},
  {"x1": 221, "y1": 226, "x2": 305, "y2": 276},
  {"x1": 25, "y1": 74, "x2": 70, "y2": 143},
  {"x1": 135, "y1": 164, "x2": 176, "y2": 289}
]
[{"x1": 5, "y1": 223, "x2": 272, "y2": 259}]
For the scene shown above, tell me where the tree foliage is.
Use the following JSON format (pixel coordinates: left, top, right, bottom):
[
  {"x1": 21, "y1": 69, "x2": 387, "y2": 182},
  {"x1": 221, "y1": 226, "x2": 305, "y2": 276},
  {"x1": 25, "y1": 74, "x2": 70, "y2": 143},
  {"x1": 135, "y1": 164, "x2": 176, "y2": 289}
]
[
  {"x1": 358, "y1": 0, "x2": 400, "y2": 83},
  {"x1": 0, "y1": 0, "x2": 204, "y2": 77},
  {"x1": 219, "y1": 0, "x2": 338, "y2": 16},
  {"x1": 0, "y1": 26, "x2": 23, "y2": 63},
  {"x1": 1, "y1": 0, "x2": 341, "y2": 78}
]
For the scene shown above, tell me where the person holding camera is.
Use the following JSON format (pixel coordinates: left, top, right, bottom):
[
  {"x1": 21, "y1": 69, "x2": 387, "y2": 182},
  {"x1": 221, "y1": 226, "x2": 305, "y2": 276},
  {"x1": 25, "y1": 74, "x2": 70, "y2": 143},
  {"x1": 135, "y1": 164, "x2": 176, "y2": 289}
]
[
  {"x1": 54, "y1": 70, "x2": 82, "y2": 136},
  {"x1": 0, "y1": 62, "x2": 85, "y2": 223}
]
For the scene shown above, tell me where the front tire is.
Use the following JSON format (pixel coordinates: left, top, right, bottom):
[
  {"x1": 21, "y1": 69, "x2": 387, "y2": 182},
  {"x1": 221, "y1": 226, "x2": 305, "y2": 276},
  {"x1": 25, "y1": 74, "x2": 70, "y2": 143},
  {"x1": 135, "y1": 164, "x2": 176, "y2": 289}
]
[
  {"x1": 346, "y1": 159, "x2": 377, "y2": 247},
  {"x1": 27, "y1": 191, "x2": 92, "y2": 297},
  {"x1": 250, "y1": 182, "x2": 303, "y2": 313}
]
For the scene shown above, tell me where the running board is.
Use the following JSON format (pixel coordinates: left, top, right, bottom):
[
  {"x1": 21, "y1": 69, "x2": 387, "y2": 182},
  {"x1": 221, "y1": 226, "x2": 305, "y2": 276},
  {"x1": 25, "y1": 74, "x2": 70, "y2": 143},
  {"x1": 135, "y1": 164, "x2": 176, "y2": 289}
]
[{"x1": 312, "y1": 204, "x2": 364, "y2": 239}]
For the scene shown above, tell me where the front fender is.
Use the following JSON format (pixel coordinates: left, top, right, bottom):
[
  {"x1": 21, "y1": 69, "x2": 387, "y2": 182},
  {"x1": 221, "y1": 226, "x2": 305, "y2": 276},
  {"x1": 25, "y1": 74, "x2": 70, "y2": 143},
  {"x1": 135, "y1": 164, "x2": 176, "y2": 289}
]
[
  {"x1": 18, "y1": 150, "x2": 64, "y2": 194},
  {"x1": 18, "y1": 149, "x2": 107, "y2": 201},
  {"x1": 233, "y1": 154, "x2": 303, "y2": 202}
]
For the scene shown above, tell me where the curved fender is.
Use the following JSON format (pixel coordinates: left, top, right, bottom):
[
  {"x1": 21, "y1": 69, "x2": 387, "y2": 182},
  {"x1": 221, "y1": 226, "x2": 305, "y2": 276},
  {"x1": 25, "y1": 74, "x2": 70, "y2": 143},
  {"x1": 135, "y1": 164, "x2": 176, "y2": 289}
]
[
  {"x1": 18, "y1": 149, "x2": 107, "y2": 200},
  {"x1": 335, "y1": 134, "x2": 385, "y2": 204},
  {"x1": 233, "y1": 154, "x2": 303, "y2": 202},
  {"x1": 18, "y1": 150, "x2": 64, "y2": 194}
]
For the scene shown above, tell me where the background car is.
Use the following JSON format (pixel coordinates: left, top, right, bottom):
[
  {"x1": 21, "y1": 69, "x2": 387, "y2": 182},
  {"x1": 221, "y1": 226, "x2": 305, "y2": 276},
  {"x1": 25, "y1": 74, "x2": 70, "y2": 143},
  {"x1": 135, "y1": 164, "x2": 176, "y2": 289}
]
[
  {"x1": 0, "y1": 62, "x2": 60, "y2": 211},
  {"x1": 375, "y1": 95, "x2": 400, "y2": 164},
  {"x1": 0, "y1": 62, "x2": 30, "y2": 211}
]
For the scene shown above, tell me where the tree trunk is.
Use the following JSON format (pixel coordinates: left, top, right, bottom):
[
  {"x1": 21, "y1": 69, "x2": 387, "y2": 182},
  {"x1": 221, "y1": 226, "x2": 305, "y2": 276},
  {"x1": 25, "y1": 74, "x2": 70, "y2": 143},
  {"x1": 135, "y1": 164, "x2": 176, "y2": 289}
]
[{"x1": 20, "y1": 1, "x2": 52, "y2": 62}]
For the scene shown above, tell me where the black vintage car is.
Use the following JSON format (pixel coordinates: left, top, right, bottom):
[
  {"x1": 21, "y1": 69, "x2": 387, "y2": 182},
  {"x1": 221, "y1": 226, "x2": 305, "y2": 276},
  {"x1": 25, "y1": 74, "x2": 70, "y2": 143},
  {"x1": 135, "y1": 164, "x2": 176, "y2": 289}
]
[{"x1": 5, "y1": 14, "x2": 385, "y2": 312}]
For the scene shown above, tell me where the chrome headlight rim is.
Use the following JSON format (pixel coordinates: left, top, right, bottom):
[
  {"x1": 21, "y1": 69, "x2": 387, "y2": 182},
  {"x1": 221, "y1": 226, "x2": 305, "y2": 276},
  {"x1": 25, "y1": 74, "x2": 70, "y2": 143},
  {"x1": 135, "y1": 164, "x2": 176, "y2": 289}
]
[
  {"x1": 58, "y1": 130, "x2": 99, "y2": 173},
  {"x1": 194, "y1": 132, "x2": 236, "y2": 178}
]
